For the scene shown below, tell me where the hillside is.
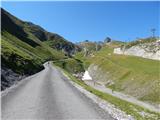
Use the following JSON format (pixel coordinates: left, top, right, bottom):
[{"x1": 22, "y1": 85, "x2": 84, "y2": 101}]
[
  {"x1": 75, "y1": 40, "x2": 160, "y2": 106},
  {"x1": 1, "y1": 8, "x2": 80, "y2": 90},
  {"x1": 114, "y1": 38, "x2": 160, "y2": 60}
]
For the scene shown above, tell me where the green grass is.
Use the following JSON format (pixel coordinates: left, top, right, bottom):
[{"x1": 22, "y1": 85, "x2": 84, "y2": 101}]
[
  {"x1": 75, "y1": 45, "x2": 160, "y2": 104},
  {"x1": 1, "y1": 31, "x2": 66, "y2": 75},
  {"x1": 94, "y1": 47, "x2": 160, "y2": 104},
  {"x1": 125, "y1": 37, "x2": 157, "y2": 49},
  {"x1": 1, "y1": 38, "x2": 43, "y2": 74},
  {"x1": 79, "y1": 42, "x2": 98, "y2": 52},
  {"x1": 2, "y1": 31, "x2": 65, "y2": 60},
  {"x1": 59, "y1": 67, "x2": 160, "y2": 120},
  {"x1": 53, "y1": 58, "x2": 84, "y2": 73},
  {"x1": 2, "y1": 8, "x2": 71, "y2": 76},
  {"x1": 75, "y1": 52, "x2": 91, "y2": 69}
]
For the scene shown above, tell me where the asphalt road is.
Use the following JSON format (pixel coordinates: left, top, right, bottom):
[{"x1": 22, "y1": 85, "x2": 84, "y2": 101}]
[{"x1": 1, "y1": 62, "x2": 114, "y2": 120}]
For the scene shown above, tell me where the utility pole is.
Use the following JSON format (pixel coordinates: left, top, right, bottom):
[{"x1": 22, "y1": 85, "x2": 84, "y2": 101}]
[{"x1": 151, "y1": 28, "x2": 156, "y2": 38}]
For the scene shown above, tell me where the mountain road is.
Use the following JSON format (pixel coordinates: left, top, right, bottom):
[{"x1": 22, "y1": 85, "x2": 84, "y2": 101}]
[{"x1": 2, "y1": 62, "x2": 114, "y2": 120}]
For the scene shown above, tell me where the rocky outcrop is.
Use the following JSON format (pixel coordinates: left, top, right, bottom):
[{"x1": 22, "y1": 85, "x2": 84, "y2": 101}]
[
  {"x1": 88, "y1": 64, "x2": 113, "y2": 85},
  {"x1": 114, "y1": 40, "x2": 160, "y2": 60},
  {"x1": 1, "y1": 67, "x2": 26, "y2": 91}
]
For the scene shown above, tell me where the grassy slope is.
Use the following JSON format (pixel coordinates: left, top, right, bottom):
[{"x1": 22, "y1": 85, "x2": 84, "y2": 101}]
[
  {"x1": 1, "y1": 31, "x2": 65, "y2": 74},
  {"x1": 125, "y1": 37, "x2": 157, "y2": 49},
  {"x1": 75, "y1": 43, "x2": 160, "y2": 105},
  {"x1": 60, "y1": 67, "x2": 160, "y2": 120},
  {"x1": 74, "y1": 51, "x2": 90, "y2": 69},
  {"x1": 79, "y1": 42, "x2": 98, "y2": 51},
  {"x1": 53, "y1": 58, "x2": 84, "y2": 74},
  {"x1": 1, "y1": 8, "x2": 70, "y2": 76},
  {"x1": 1, "y1": 37, "x2": 43, "y2": 74}
]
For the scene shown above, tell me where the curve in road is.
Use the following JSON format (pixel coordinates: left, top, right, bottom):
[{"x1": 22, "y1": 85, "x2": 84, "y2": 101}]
[{"x1": 2, "y1": 62, "x2": 114, "y2": 120}]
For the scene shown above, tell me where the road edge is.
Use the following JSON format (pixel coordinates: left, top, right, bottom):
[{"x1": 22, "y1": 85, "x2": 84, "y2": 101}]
[{"x1": 60, "y1": 69, "x2": 135, "y2": 120}]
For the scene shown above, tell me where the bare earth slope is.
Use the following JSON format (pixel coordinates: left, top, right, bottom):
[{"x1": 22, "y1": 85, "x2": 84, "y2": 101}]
[{"x1": 2, "y1": 62, "x2": 113, "y2": 120}]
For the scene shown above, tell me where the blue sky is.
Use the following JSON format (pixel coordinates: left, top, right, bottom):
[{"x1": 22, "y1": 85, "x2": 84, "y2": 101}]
[{"x1": 2, "y1": 1, "x2": 159, "y2": 42}]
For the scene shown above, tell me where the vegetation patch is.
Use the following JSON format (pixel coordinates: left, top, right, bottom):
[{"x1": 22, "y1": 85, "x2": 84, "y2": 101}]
[
  {"x1": 124, "y1": 37, "x2": 157, "y2": 49},
  {"x1": 75, "y1": 44, "x2": 160, "y2": 105},
  {"x1": 53, "y1": 58, "x2": 85, "y2": 74},
  {"x1": 60, "y1": 68, "x2": 160, "y2": 120}
]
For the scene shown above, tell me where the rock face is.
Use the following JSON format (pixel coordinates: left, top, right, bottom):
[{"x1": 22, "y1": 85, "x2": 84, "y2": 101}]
[
  {"x1": 88, "y1": 64, "x2": 111, "y2": 85},
  {"x1": 1, "y1": 67, "x2": 26, "y2": 91},
  {"x1": 114, "y1": 40, "x2": 160, "y2": 60}
]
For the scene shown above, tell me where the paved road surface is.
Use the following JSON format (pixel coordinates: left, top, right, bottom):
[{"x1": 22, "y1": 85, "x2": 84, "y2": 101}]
[{"x1": 2, "y1": 62, "x2": 114, "y2": 120}]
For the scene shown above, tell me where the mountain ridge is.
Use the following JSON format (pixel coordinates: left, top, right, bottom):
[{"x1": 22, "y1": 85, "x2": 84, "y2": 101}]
[{"x1": 1, "y1": 8, "x2": 81, "y2": 90}]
